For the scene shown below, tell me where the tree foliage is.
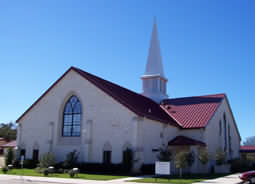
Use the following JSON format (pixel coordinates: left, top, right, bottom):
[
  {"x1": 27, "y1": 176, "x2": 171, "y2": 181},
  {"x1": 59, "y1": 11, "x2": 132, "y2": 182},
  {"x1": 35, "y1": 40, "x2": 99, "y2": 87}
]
[
  {"x1": 243, "y1": 136, "x2": 255, "y2": 146},
  {"x1": 5, "y1": 147, "x2": 14, "y2": 166},
  {"x1": 0, "y1": 122, "x2": 16, "y2": 141},
  {"x1": 198, "y1": 149, "x2": 209, "y2": 165},
  {"x1": 174, "y1": 151, "x2": 189, "y2": 177},
  {"x1": 157, "y1": 145, "x2": 172, "y2": 161},
  {"x1": 63, "y1": 150, "x2": 79, "y2": 169},
  {"x1": 39, "y1": 152, "x2": 56, "y2": 168}
]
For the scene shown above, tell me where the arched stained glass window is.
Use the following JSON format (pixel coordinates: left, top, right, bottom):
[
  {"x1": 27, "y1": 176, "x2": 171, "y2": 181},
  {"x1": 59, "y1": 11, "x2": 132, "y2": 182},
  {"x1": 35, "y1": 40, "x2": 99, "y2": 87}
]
[{"x1": 62, "y1": 95, "x2": 81, "y2": 137}]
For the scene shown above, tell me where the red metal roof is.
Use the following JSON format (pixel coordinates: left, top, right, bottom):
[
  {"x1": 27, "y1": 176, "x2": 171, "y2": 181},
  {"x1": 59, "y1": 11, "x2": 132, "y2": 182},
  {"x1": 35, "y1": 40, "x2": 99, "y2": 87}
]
[
  {"x1": 160, "y1": 94, "x2": 225, "y2": 128},
  {"x1": 16, "y1": 67, "x2": 179, "y2": 128},
  {"x1": 72, "y1": 67, "x2": 179, "y2": 127},
  {"x1": 240, "y1": 146, "x2": 255, "y2": 153},
  {"x1": 1, "y1": 140, "x2": 16, "y2": 148},
  {"x1": 16, "y1": 67, "x2": 226, "y2": 130},
  {"x1": 168, "y1": 136, "x2": 206, "y2": 146}
]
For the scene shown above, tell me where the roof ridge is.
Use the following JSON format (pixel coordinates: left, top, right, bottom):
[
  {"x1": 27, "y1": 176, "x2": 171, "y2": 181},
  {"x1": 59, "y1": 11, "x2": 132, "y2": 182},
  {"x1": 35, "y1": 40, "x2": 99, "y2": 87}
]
[{"x1": 163, "y1": 93, "x2": 226, "y2": 101}]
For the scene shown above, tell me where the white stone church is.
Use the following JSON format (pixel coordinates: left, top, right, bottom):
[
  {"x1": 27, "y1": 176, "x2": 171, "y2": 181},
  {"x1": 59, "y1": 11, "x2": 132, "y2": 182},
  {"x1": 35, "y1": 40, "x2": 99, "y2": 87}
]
[{"x1": 16, "y1": 20, "x2": 241, "y2": 173}]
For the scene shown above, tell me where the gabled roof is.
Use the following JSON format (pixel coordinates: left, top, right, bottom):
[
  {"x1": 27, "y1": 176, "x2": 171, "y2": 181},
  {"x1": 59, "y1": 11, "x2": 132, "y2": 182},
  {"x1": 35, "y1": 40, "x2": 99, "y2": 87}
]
[
  {"x1": 240, "y1": 146, "x2": 255, "y2": 153},
  {"x1": 161, "y1": 94, "x2": 225, "y2": 128},
  {"x1": 168, "y1": 136, "x2": 206, "y2": 146},
  {"x1": 16, "y1": 67, "x2": 231, "y2": 131},
  {"x1": 16, "y1": 67, "x2": 179, "y2": 127}
]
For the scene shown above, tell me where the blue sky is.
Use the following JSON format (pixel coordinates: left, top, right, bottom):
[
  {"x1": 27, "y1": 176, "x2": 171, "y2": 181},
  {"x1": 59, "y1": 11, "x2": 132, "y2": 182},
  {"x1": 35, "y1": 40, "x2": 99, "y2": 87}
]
[{"x1": 0, "y1": 0, "x2": 254, "y2": 142}]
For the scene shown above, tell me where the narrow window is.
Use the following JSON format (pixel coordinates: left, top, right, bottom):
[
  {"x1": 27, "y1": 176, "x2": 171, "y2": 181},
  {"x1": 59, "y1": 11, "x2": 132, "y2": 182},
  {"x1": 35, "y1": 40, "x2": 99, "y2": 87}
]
[
  {"x1": 62, "y1": 95, "x2": 82, "y2": 137},
  {"x1": 228, "y1": 124, "x2": 232, "y2": 154},
  {"x1": 32, "y1": 149, "x2": 39, "y2": 162},
  {"x1": 223, "y1": 114, "x2": 227, "y2": 151},
  {"x1": 219, "y1": 120, "x2": 222, "y2": 136},
  {"x1": 20, "y1": 149, "x2": 26, "y2": 159},
  {"x1": 103, "y1": 151, "x2": 111, "y2": 164}
]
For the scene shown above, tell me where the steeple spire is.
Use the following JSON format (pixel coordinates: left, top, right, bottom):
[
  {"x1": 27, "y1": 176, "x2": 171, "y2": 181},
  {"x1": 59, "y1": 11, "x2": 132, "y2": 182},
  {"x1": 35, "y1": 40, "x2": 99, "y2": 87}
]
[
  {"x1": 141, "y1": 18, "x2": 168, "y2": 103},
  {"x1": 145, "y1": 17, "x2": 165, "y2": 77}
]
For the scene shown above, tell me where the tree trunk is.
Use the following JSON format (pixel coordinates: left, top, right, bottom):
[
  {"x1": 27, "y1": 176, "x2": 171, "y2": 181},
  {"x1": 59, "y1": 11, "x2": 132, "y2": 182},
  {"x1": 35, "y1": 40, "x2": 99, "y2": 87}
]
[{"x1": 179, "y1": 168, "x2": 182, "y2": 178}]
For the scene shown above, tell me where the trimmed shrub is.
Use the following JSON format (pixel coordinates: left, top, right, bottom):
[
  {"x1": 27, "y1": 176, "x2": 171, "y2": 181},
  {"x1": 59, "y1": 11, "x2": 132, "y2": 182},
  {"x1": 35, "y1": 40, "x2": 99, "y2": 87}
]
[
  {"x1": 43, "y1": 169, "x2": 49, "y2": 176},
  {"x1": 157, "y1": 145, "x2": 172, "y2": 161},
  {"x1": 77, "y1": 163, "x2": 123, "y2": 174},
  {"x1": 23, "y1": 159, "x2": 37, "y2": 169},
  {"x1": 68, "y1": 169, "x2": 75, "y2": 178},
  {"x1": 230, "y1": 159, "x2": 254, "y2": 173},
  {"x1": 198, "y1": 149, "x2": 209, "y2": 165},
  {"x1": 63, "y1": 150, "x2": 79, "y2": 169},
  {"x1": 2, "y1": 167, "x2": 8, "y2": 174},
  {"x1": 39, "y1": 152, "x2": 56, "y2": 168},
  {"x1": 140, "y1": 164, "x2": 155, "y2": 175}
]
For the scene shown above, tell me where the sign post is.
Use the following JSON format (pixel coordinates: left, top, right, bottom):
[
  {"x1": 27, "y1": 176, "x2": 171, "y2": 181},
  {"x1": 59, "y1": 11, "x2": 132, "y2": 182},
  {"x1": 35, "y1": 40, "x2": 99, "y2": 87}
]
[{"x1": 155, "y1": 161, "x2": 171, "y2": 181}]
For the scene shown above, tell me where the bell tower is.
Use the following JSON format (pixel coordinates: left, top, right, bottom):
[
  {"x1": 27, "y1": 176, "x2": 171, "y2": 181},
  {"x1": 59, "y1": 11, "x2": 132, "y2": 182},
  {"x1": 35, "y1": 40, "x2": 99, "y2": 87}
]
[{"x1": 141, "y1": 18, "x2": 168, "y2": 103}]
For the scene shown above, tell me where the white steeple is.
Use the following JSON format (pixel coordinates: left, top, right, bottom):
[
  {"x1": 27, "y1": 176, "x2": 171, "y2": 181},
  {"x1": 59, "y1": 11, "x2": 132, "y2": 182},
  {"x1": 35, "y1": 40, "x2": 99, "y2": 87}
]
[{"x1": 141, "y1": 18, "x2": 168, "y2": 103}]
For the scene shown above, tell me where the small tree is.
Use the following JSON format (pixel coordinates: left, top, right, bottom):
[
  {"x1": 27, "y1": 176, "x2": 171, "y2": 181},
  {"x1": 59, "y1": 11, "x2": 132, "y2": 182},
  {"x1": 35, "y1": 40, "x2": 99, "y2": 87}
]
[
  {"x1": 5, "y1": 148, "x2": 14, "y2": 166},
  {"x1": 157, "y1": 145, "x2": 172, "y2": 161},
  {"x1": 39, "y1": 152, "x2": 56, "y2": 168},
  {"x1": 174, "y1": 151, "x2": 189, "y2": 177},
  {"x1": 187, "y1": 151, "x2": 195, "y2": 167},
  {"x1": 63, "y1": 150, "x2": 79, "y2": 169},
  {"x1": 198, "y1": 149, "x2": 209, "y2": 165},
  {"x1": 215, "y1": 148, "x2": 226, "y2": 165}
]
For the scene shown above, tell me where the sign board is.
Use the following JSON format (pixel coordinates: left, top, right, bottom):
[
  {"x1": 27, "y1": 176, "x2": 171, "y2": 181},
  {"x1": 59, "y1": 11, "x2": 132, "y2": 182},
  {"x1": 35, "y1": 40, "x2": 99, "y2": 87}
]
[{"x1": 155, "y1": 161, "x2": 171, "y2": 175}]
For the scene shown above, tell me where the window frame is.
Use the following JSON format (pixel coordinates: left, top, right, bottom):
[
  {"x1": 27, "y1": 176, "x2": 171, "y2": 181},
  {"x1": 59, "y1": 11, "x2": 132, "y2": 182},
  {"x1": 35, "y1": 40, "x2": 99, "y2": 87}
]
[{"x1": 62, "y1": 95, "x2": 82, "y2": 137}]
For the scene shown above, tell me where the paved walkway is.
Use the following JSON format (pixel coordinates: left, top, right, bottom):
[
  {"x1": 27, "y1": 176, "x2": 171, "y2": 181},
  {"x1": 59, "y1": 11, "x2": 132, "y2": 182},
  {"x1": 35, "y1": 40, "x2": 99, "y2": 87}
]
[
  {"x1": 0, "y1": 156, "x2": 4, "y2": 168},
  {"x1": 193, "y1": 173, "x2": 243, "y2": 184},
  {"x1": 0, "y1": 173, "x2": 243, "y2": 184}
]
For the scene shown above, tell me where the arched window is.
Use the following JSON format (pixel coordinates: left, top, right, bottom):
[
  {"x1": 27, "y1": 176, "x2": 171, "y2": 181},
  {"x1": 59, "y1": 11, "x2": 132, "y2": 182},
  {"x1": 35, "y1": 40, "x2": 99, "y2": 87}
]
[{"x1": 62, "y1": 95, "x2": 82, "y2": 137}]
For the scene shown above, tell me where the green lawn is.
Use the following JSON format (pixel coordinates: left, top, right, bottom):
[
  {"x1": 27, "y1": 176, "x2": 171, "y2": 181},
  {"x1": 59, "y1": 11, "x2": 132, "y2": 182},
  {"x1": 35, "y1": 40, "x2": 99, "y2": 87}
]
[
  {"x1": 129, "y1": 174, "x2": 227, "y2": 184},
  {"x1": 0, "y1": 169, "x2": 127, "y2": 181}
]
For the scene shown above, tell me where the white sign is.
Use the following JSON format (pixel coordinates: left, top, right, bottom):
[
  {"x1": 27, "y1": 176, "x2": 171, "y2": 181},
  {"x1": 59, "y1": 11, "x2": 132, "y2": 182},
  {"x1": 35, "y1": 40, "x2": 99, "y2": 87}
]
[{"x1": 155, "y1": 161, "x2": 171, "y2": 175}]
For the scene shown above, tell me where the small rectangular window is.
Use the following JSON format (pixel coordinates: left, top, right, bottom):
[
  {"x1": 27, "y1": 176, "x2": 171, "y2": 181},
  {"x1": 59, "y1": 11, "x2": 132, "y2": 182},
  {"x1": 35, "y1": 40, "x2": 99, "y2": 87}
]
[
  {"x1": 103, "y1": 151, "x2": 111, "y2": 164},
  {"x1": 33, "y1": 149, "x2": 39, "y2": 161}
]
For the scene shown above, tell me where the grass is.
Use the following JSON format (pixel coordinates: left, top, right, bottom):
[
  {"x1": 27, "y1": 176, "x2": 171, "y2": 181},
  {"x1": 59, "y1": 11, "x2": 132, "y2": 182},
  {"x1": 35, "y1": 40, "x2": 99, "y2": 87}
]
[
  {"x1": 0, "y1": 169, "x2": 127, "y2": 181},
  {"x1": 129, "y1": 174, "x2": 228, "y2": 184}
]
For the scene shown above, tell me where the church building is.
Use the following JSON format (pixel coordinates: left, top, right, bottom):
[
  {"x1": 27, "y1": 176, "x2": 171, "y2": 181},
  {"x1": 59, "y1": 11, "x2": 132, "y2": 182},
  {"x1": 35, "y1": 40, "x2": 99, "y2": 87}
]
[{"x1": 16, "y1": 20, "x2": 241, "y2": 173}]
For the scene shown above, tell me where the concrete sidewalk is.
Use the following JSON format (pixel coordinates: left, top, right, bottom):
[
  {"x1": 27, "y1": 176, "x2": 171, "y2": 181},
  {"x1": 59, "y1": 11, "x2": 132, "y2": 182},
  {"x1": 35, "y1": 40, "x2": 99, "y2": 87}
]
[
  {"x1": 193, "y1": 173, "x2": 242, "y2": 184},
  {"x1": 0, "y1": 174, "x2": 152, "y2": 184},
  {"x1": 0, "y1": 173, "x2": 243, "y2": 184}
]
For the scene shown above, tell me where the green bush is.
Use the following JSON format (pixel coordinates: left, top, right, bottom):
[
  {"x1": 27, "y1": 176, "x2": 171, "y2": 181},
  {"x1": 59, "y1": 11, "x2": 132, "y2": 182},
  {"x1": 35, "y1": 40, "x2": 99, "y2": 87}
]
[
  {"x1": 230, "y1": 159, "x2": 254, "y2": 173},
  {"x1": 39, "y1": 152, "x2": 56, "y2": 168},
  {"x1": 174, "y1": 151, "x2": 189, "y2": 177},
  {"x1": 187, "y1": 152, "x2": 195, "y2": 166},
  {"x1": 198, "y1": 149, "x2": 209, "y2": 165},
  {"x1": 63, "y1": 150, "x2": 79, "y2": 169},
  {"x1": 43, "y1": 169, "x2": 49, "y2": 176},
  {"x1": 157, "y1": 145, "x2": 172, "y2": 161},
  {"x1": 2, "y1": 167, "x2": 8, "y2": 174},
  {"x1": 140, "y1": 164, "x2": 154, "y2": 175},
  {"x1": 68, "y1": 169, "x2": 75, "y2": 178},
  {"x1": 4, "y1": 148, "x2": 14, "y2": 166},
  {"x1": 23, "y1": 159, "x2": 37, "y2": 169}
]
